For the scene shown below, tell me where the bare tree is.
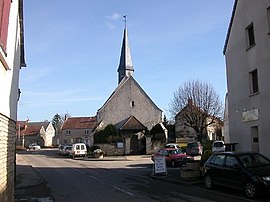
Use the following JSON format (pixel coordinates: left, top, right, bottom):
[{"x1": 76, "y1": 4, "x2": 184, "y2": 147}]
[{"x1": 169, "y1": 79, "x2": 223, "y2": 141}]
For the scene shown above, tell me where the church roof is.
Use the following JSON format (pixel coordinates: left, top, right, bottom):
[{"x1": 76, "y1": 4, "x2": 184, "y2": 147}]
[
  {"x1": 117, "y1": 115, "x2": 147, "y2": 130},
  {"x1": 117, "y1": 28, "x2": 134, "y2": 73}
]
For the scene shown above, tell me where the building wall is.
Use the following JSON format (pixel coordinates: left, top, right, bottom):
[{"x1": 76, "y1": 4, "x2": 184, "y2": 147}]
[
  {"x1": 0, "y1": 114, "x2": 16, "y2": 202},
  {"x1": 0, "y1": 0, "x2": 23, "y2": 201},
  {"x1": 42, "y1": 123, "x2": 55, "y2": 147},
  {"x1": 225, "y1": 0, "x2": 270, "y2": 157},
  {"x1": 60, "y1": 129, "x2": 94, "y2": 146},
  {"x1": 97, "y1": 77, "x2": 162, "y2": 130}
]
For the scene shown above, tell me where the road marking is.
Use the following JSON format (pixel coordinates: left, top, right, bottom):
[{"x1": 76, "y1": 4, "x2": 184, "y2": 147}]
[
  {"x1": 72, "y1": 168, "x2": 104, "y2": 182},
  {"x1": 113, "y1": 186, "x2": 134, "y2": 196},
  {"x1": 72, "y1": 168, "x2": 134, "y2": 197}
]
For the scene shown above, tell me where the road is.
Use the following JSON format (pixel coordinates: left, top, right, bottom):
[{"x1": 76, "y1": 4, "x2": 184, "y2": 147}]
[{"x1": 15, "y1": 149, "x2": 269, "y2": 202}]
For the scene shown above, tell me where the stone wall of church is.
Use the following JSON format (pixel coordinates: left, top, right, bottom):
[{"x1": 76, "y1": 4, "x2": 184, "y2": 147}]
[{"x1": 97, "y1": 77, "x2": 162, "y2": 130}]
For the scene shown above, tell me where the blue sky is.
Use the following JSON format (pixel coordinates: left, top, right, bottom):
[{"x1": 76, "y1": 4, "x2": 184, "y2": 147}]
[{"x1": 18, "y1": 0, "x2": 234, "y2": 122}]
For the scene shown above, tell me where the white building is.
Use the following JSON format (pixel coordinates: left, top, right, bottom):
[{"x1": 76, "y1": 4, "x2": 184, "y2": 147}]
[
  {"x1": 0, "y1": 0, "x2": 26, "y2": 201},
  {"x1": 224, "y1": 0, "x2": 270, "y2": 157}
]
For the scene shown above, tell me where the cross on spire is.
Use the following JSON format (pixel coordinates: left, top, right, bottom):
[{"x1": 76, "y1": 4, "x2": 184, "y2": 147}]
[{"x1": 123, "y1": 15, "x2": 127, "y2": 29}]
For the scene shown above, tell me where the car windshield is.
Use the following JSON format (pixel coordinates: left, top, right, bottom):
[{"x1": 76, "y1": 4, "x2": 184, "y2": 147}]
[
  {"x1": 239, "y1": 153, "x2": 270, "y2": 168},
  {"x1": 213, "y1": 142, "x2": 224, "y2": 147},
  {"x1": 187, "y1": 143, "x2": 198, "y2": 148},
  {"x1": 168, "y1": 149, "x2": 183, "y2": 155}
]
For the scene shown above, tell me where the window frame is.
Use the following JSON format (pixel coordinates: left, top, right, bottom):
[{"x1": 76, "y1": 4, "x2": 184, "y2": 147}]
[
  {"x1": 249, "y1": 69, "x2": 259, "y2": 94},
  {"x1": 246, "y1": 23, "x2": 256, "y2": 50},
  {"x1": 267, "y1": 7, "x2": 270, "y2": 35},
  {"x1": 0, "y1": 0, "x2": 11, "y2": 70}
]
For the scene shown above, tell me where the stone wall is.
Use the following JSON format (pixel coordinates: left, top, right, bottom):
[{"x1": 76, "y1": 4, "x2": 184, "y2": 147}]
[
  {"x1": 95, "y1": 143, "x2": 125, "y2": 156},
  {"x1": 0, "y1": 114, "x2": 16, "y2": 202}
]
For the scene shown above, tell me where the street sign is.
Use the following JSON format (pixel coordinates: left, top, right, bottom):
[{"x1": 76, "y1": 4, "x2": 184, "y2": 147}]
[{"x1": 154, "y1": 156, "x2": 167, "y2": 175}]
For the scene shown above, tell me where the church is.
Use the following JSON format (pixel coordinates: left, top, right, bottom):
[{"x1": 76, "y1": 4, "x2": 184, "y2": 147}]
[{"x1": 96, "y1": 23, "x2": 163, "y2": 154}]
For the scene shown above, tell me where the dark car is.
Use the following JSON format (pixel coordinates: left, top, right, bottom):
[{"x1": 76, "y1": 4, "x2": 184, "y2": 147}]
[
  {"x1": 151, "y1": 148, "x2": 193, "y2": 167},
  {"x1": 186, "y1": 141, "x2": 203, "y2": 156},
  {"x1": 203, "y1": 152, "x2": 270, "y2": 198}
]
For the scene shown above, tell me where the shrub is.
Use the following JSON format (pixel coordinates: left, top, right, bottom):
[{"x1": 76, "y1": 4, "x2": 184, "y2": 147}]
[
  {"x1": 94, "y1": 124, "x2": 123, "y2": 143},
  {"x1": 201, "y1": 150, "x2": 213, "y2": 165}
]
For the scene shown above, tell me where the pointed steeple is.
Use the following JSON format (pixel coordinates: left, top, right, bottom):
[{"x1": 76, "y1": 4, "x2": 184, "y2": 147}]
[{"x1": 117, "y1": 16, "x2": 134, "y2": 84}]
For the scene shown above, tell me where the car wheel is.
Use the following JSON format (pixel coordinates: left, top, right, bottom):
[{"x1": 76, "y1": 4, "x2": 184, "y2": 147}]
[
  {"x1": 245, "y1": 182, "x2": 258, "y2": 199},
  {"x1": 205, "y1": 174, "x2": 214, "y2": 189}
]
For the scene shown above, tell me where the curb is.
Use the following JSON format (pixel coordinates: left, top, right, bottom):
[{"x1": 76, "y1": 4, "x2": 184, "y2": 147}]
[{"x1": 149, "y1": 165, "x2": 204, "y2": 186}]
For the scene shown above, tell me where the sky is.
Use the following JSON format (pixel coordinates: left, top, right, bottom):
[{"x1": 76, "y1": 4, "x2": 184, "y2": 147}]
[{"x1": 18, "y1": 0, "x2": 235, "y2": 122}]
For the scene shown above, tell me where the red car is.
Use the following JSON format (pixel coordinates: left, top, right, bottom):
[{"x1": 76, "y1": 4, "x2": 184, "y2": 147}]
[{"x1": 151, "y1": 148, "x2": 194, "y2": 167}]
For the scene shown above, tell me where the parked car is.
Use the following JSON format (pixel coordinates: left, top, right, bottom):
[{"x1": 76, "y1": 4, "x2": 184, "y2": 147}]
[
  {"x1": 203, "y1": 152, "x2": 270, "y2": 198},
  {"x1": 186, "y1": 141, "x2": 203, "y2": 156},
  {"x1": 212, "y1": 140, "x2": 225, "y2": 152},
  {"x1": 151, "y1": 148, "x2": 194, "y2": 167},
  {"x1": 28, "y1": 143, "x2": 41, "y2": 150},
  {"x1": 70, "y1": 143, "x2": 87, "y2": 158},
  {"x1": 62, "y1": 145, "x2": 72, "y2": 156},
  {"x1": 58, "y1": 145, "x2": 65, "y2": 154},
  {"x1": 164, "y1": 143, "x2": 181, "y2": 150},
  {"x1": 58, "y1": 145, "x2": 72, "y2": 155}
]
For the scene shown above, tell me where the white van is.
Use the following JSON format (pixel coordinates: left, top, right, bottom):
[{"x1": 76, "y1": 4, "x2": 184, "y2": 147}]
[{"x1": 70, "y1": 143, "x2": 87, "y2": 158}]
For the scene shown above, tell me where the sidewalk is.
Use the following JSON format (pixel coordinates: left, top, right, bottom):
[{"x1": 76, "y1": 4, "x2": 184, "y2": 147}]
[{"x1": 15, "y1": 154, "x2": 43, "y2": 189}]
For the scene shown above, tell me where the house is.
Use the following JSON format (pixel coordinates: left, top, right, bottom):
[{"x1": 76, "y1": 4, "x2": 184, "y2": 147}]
[
  {"x1": 224, "y1": 0, "x2": 270, "y2": 157},
  {"x1": 0, "y1": 0, "x2": 26, "y2": 201},
  {"x1": 59, "y1": 116, "x2": 97, "y2": 146},
  {"x1": 16, "y1": 121, "x2": 55, "y2": 147},
  {"x1": 96, "y1": 24, "x2": 163, "y2": 154},
  {"x1": 175, "y1": 99, "x2": 223, "y2": 143}
]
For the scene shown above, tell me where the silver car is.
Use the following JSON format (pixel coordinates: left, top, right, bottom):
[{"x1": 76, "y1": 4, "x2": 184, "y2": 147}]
[{"x1": 28, "y1": 143, "x2": 41, "y2": 150}]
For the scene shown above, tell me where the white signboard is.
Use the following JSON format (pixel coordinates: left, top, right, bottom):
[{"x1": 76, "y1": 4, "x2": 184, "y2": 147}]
[
  {"x1": 154, "y1": 156, "x2": 167, "y2": 175},
  {"x1": 242, "y1": 109, "x2": 259, "y2": 122}
]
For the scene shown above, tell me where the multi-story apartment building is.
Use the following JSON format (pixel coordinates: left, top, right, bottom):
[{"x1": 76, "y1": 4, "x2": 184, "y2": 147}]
[{"x1": 224, "y1": 0, "x2": 270, "y2": 157}]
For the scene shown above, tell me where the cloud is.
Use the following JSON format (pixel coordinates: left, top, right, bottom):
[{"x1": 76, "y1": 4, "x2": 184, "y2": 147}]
[
  {"x1": 106, "y1": 13, "x2": 120, "y2": 20},
  {"x1": 20, "y1": 66, "x2": 54, "y2": 84},
  {"x1": 105, "y1": 22, "x2": 116, "y2": 29},
  {"x1": 19, "y1": 89, "x2": 102, "y2": 107}
]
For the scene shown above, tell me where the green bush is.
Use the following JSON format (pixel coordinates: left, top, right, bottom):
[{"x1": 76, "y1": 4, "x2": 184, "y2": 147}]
[
  {"x1": 94, "y1": 124, "x2": 123, "y2": 143},
  {"x1": 201, "y1": 150, "x2": 213, "y2": 165},
  {"x1": 150, "y1": 124, "x2": 166, "y2": 141},
  {"x1": 152, "y1": 133, "x2": 166, "y2": 141}
]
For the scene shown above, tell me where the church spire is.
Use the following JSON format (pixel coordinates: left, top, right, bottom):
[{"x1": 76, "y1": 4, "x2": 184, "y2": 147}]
[{"x1": 117, "y1": 15, "x2": 134, "y2": 84}]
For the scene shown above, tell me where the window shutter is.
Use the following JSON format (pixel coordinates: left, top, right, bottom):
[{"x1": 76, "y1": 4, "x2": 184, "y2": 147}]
[{"x1": 0, "y1": 0, "x2": 11, "y2": 52}]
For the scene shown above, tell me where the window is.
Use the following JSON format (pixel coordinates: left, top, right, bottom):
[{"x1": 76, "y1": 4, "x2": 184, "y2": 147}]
[
  {"x1": 75, "y1": 138, "x2": 82, "y2": 143},
  {"x1": 130, "y1": 101, "x2": 135, "y2": 107},
  {"x1": 250, "y1": 69, "x2": 259, "y2": 94},
  {"x1": 267, "y1": 7, "x2": 270, "y2": 34},
  {"x1": 210, "y1": 154, "x2": 225, "y2": 166},
  {"x1": 225, "y1": 156, "x2": 238, "y2": 168},
  {"x1": 66, "y1": 130, "x2": 71, "y2": 135},
  {"x1": 0, "y1": 0, "x2": 11, "y2": 52},
  {"x1": 84, "y1": 129, "x2": 89, "y2": 135},
  {"x1": 246, "y1": 23, "x2": 255, "y2": 48}
]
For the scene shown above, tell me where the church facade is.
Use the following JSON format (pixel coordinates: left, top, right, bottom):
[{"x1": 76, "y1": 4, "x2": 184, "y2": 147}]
[{"x1": 96, "y1": 26, "x2": 163, "y2": 154}]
